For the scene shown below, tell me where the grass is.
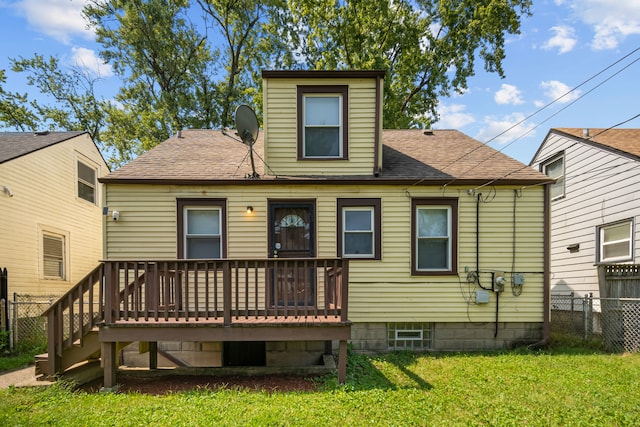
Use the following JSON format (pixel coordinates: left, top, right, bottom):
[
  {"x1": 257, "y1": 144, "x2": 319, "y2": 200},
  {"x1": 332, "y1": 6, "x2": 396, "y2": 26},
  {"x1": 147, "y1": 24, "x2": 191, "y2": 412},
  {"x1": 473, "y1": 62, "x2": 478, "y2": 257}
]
[{"x1": 1, "y1": 339, "x2": 639, "y2": 426}]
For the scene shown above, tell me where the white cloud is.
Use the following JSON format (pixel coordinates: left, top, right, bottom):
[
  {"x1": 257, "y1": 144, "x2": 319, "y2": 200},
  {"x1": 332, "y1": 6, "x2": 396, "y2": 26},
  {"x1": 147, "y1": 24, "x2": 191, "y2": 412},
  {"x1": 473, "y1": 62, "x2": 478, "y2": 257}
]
[
  {"x1": 14, "y1": 0, "x2": 92, "y2": 44},
  {"x1": 475, "y1": 113, "x2": 536, "y2": 145},
  {"x1": 71, "y1": 47, "x2": 113, "y2": 78},
  {"x1": 539, "y1": 80, "x2": 581, "y2": 103},
  {"x1": 542, "y1": 25, "x2": 577, "y2": 54},
  {"x1": 435, "y1": 104, "x2": 476, "y2": 129},
  {"x1": 494, "y1": 84, "x2": 524, "y2": 105},
  {"x1": 569, "y1": 0, "x2": 640, "y2": 50}
]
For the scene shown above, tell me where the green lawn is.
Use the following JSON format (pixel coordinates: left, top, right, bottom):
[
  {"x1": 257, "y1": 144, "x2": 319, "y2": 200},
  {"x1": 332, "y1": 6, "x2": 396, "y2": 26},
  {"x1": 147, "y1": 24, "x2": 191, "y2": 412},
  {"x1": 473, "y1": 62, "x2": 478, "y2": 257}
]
[{"x1": 1, "y1": 345, "x2": 639, "y2": 426}]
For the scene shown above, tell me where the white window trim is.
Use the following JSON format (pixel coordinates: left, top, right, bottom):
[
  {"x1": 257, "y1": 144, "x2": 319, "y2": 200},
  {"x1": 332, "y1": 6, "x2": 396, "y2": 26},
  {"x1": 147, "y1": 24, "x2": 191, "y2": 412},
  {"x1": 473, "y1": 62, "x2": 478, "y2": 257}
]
[
  {"x1": 183, "y1": 206, "x2": 223, "y2": 259},
  {"x1": 39, "y1": 226, "x2": 70, "y2": 281},
  {"x1": 76, "y1": 153, "x2": 100, "y2": 206},
  {"x1": 342, "y1": 206, "x2": 375, "y2": 258},
  {"x1": 543, "y1": 154, "x2": 565, "y2": 201},
  {"x1": 598, "y1": 219, "x2": 633, "y2": 263},
  {"x1": 395, "y1": 329, "x2": 423, "y2": 341},
  {"x1": 416, "y1": 205, "x2": 452, "y2": 272},
  {"x1": 302, "y1": 93, "x2": 343, "y2": 158}
]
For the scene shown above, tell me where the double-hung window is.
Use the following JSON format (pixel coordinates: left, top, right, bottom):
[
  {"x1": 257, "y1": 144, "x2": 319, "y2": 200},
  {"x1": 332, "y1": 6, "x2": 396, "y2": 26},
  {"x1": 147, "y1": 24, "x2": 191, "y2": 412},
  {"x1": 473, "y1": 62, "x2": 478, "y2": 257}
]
[
  {"x1": 598, "y1": 219, "x2": 633, "y2": 263},
  {"x1": 298, "y1": 85, "x2": 348, "y2": 159},
  {"x1": 337, "y1": 199, "x2": 381, "y2": 259},
  {"x1": 412, "y1": 198, "x2": 458, "y2": 275},
  {"x1": 542, "y1": 153, "x2": 565, "y2": 200},
  {"x1": 177, "y1": 199, "x2": 226, "y2": 259},
  {"x1": 77, "y1": 160, "x2": 97, "y2": 204}
]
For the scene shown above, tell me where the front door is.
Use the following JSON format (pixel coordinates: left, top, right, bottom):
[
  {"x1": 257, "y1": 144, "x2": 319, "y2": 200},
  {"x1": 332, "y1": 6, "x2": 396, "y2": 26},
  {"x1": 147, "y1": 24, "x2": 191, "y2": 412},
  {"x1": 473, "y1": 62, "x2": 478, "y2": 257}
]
[{"x1": 268, "y1": 202, "x2": 315, "y2": 306}]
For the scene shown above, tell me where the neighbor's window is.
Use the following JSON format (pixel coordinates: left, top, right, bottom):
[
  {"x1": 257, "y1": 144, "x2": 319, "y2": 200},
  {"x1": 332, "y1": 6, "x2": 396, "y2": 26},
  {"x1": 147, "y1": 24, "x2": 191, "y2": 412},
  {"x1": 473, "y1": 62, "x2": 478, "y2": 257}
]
[
  {"x1": 412, "y1": 198, "x2": 458, "y2": 275},
  {"x1": 598, "y1": 219, "x2": 633, "y2": 263},
  {"x1": 337, "y1": 199, "x2": 381, "y2": 259},
  {"x1": 543, "y1": 154, "x2": 565, "y2": 200},
  {"x1": 77, "y1": 160, "x2": 97, "y2": 204},
  {"x1": 177, "y1": 199, "x2": 226, "y2": 259},
  {"x1": 297, "y1": 86, "x2": 348, "y2": 159},
  {"x1": 43, "y1": 233, "x2": 65, "y2": 280}
]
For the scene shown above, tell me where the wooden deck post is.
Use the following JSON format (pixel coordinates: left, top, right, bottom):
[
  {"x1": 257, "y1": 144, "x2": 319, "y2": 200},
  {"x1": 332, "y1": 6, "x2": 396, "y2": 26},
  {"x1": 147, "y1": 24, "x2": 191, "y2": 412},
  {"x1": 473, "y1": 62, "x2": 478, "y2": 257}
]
[
  {"x1": 149, "y1": 342, "x2": 158, "y2": 370},
  {"x1": 101, "y1": 341, "x2": 117, "y2": 390},
  {"x1": 338, "y1": 339, "x2": 347, "y2": 384}
]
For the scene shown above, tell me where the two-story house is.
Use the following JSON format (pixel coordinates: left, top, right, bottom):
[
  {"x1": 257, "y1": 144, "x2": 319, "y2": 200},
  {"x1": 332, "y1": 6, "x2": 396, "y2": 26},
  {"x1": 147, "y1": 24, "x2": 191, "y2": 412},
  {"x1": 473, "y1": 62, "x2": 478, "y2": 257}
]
[
  {"x1": 41, "y1": 71, "x2": 550, "y2": 389},
  {"x1": 0, "y1": 131, "x2": 108, "y2": 298},
  {"x1": 531, "y1": 128, "x2": 640, "y2": 299}
]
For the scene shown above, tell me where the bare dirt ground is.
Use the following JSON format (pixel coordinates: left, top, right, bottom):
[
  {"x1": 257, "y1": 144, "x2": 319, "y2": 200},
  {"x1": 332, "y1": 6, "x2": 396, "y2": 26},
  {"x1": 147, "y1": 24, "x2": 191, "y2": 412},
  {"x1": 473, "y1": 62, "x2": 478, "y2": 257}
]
[{"x1": 78, "y1": 374, "x2": 322, "y2": 395}]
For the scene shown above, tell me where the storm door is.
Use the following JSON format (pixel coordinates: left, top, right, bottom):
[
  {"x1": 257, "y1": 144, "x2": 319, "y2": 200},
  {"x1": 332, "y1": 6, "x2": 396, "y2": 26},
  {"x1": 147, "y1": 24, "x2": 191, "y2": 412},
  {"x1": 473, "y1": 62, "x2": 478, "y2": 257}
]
[{"x1": 268, "y1": 202, "x2": 316, "y2": 307}]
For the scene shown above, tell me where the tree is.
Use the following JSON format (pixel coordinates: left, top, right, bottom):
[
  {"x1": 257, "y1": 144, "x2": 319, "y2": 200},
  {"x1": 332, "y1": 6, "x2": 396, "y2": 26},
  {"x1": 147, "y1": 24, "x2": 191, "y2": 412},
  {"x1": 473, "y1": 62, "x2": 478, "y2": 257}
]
[
  {"x1": 275, "y1": 0, "x2": 532, "y2": 128},
  {"x1": 10, "y1": 55, "x2": 109, "y2": 143},
  {"x1": 0, "y1": 70, "x2": 40, "y2": 131}
]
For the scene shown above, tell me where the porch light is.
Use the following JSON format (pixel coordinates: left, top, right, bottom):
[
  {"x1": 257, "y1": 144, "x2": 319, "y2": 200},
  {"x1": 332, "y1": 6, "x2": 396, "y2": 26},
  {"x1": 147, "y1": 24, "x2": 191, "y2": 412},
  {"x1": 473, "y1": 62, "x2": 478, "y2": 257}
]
[{"x1": 246, "y1": 206, "x2": 254, "y2": 214}]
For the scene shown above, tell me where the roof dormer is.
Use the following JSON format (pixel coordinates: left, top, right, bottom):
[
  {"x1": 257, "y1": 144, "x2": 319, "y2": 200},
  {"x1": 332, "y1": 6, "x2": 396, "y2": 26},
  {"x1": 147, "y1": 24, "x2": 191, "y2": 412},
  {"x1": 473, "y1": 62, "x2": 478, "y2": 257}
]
[{"x1": 261, "y1": 70, "x2": 385, "y2": 177}]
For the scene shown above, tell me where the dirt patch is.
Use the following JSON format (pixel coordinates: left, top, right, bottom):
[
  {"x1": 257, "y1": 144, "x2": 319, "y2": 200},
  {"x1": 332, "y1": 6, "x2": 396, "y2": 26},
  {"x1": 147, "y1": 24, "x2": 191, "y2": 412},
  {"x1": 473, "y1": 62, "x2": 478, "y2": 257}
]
[{"x1": 78, "y1": 374, "x2": 322, "y2": 395}]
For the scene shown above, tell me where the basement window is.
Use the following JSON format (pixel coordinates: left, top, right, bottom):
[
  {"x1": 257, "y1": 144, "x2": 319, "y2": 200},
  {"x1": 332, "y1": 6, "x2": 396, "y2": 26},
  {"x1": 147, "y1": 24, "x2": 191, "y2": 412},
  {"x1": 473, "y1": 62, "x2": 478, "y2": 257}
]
[{"x1": 387, "y1": 323, "x2": 432, "y2": 350}]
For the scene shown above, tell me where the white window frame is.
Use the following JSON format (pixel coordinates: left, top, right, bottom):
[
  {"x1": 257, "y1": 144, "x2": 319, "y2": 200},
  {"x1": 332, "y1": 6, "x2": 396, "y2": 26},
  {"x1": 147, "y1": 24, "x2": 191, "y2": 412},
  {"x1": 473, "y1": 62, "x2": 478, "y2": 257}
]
[
  {"x1": 40, "y1": 228, "x2": 68, "y2": 280},
  {"x1": 76, "y1": 158, "x2": 98, "y2": 205},
  {"x1": 183, "y1": 206, "x2": 223, "y2": 259},
  {"x1": 598, "y1": 219, "x2": 633, "y2": 263},
  {"x1": 342, "y1": 207, "x2": 375, "y2": 258},
  {"x1": 302, "y1": 93, "x2": 343, "y2": 158},
  {"x1": 543, "y1": 154, "x2": 565, "y2": 201},
  {"x1": 415, "y1": 205, "x2": 452, "y2": 272}
]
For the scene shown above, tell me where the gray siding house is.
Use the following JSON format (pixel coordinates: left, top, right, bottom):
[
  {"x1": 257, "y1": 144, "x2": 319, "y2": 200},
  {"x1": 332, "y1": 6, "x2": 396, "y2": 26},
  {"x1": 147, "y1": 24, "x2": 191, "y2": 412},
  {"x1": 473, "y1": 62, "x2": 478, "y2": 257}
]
[{"x1": 530, "y1": 128, "x2": 640, "y2": 298}]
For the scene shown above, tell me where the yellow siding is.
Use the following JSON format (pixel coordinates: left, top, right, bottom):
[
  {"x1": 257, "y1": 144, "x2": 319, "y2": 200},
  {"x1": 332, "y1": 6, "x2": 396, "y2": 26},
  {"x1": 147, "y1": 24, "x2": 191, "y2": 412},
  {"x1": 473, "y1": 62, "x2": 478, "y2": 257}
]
[
  {"x1": 262, "y1": 77, "x2": 377, "y2": 176},
  {"x1": 0, "y1": 134, "x2": 107, "y2": 296},
  {"x1": 105, "y1": 184, "x2": 545, "y2": 323}
]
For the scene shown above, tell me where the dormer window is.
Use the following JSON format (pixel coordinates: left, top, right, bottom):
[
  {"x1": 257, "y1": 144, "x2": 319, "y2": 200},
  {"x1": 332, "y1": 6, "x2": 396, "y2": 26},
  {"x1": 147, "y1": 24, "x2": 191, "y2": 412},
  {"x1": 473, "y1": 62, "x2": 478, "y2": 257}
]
[{"x1": 297, "y1": 85, "x2": 348, "y2": 160}]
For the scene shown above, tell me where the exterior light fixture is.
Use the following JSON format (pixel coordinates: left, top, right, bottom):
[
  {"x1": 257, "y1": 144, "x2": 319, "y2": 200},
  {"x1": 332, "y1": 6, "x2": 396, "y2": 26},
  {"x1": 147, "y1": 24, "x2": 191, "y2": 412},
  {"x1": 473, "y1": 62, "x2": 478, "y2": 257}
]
[{"x1": 246, "y1": 206, "x2": 254, "y2": 214}]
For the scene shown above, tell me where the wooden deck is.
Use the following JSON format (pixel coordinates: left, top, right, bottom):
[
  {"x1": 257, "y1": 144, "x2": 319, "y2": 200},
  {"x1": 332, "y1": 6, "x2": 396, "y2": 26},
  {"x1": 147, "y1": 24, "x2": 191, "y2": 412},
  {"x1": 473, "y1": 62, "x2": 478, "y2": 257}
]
[{"x1": 42, "y1": 259, "x2": 350, "y2": 387}]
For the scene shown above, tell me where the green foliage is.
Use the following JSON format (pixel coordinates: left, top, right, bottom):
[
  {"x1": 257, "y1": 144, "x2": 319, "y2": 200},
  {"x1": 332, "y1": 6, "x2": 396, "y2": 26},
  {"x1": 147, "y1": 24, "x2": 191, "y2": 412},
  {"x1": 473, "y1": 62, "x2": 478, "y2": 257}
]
[
  {"x1": 2, "y1": 347, "x2": 639, "y2": 426},
  {"x1": 0, "y1": 69, "x2": 40, "y2": 131}
]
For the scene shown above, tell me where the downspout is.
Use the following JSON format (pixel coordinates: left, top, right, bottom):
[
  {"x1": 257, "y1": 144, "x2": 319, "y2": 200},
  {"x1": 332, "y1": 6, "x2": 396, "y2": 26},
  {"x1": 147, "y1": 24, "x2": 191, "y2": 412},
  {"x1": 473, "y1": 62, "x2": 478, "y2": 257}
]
[
  {"x1": 373, "y1": 74, "x2": 381, "y2": 177},
  {"x1": 529, "y1": 183, "x2": 551, "y2": 349}
]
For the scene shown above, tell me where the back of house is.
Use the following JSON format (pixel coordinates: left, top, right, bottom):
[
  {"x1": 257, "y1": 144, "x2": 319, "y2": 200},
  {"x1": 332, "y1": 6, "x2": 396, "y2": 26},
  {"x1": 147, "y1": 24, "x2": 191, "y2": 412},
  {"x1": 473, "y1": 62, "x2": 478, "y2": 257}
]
[{"x1": 97, "y1": 70, "x2": 550, "y2": 370}]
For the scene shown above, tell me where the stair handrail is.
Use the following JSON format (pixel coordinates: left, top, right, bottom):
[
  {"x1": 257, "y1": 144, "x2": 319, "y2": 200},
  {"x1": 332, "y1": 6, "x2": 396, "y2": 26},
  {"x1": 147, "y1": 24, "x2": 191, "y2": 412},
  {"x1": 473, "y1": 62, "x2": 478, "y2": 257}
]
[{"x1": 41, "y1": 263, "x2": 105, "y2": 376}]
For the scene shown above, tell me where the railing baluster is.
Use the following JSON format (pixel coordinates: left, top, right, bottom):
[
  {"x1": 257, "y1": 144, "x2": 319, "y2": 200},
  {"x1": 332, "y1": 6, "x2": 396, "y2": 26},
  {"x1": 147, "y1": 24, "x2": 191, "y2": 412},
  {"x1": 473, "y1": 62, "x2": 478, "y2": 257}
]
[
  {"x1": 254, "y1": 261, "x2": 259, "y2": 319},
  {"x1": 193, "y1": 261, "x2": 199, "y2": 321}
]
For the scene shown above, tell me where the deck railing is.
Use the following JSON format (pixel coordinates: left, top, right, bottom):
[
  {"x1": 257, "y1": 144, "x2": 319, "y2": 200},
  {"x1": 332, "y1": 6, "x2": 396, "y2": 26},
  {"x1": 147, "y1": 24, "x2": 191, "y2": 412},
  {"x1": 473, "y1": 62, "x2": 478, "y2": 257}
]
[{"x1": 42, "y1": 258, "x2": 348, "y2": 375}]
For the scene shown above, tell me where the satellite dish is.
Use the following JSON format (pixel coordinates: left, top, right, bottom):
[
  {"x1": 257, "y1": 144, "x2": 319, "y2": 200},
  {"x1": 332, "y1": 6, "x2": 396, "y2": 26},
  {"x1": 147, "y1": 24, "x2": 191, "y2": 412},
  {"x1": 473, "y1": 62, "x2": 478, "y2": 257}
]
[
  {"x1": 234, "y1": 104, "x2": 260, "y2": 178},
  {"x1": 235, "y1": 104, "x2": 259, "y2": 146}
]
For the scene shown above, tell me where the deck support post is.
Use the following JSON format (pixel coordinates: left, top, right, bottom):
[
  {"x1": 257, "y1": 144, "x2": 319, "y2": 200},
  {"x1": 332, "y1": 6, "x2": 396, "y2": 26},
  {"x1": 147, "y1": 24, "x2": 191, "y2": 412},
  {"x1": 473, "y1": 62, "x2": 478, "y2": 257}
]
[
  {"x1": 101, "y1": 341, "x2": 117, "y2": 390},
  {"x1": 149, "y1": 342, "x2": 158, "y2": 369},
  {"x1": 338, "y1": 339, "x2": 347, "y2": 384}
]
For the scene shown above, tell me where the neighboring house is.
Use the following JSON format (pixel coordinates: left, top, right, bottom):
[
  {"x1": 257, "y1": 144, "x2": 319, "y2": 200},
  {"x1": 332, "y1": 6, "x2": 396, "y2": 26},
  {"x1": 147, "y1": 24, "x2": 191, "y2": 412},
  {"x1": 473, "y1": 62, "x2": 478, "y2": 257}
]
[
  {"x1": 0, "y1": 131, "x2": 108, "y2": 297},
  {"x1": 42, "y1": 71, "x2": 550, "y2": 388},
  {"x1": 530, "y1": 128, "x2": 640, "y2": 298}
]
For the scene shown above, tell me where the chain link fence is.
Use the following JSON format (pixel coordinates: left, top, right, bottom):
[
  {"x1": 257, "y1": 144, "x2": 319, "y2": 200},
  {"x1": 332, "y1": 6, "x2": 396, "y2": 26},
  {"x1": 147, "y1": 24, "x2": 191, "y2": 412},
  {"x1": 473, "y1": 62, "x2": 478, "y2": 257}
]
[
  {"x1": 5, "y1": 294, "x2": 56, "y2": 353},
  {"x1": 551, "y1": 293, "x2": 640, "y2": 352}
]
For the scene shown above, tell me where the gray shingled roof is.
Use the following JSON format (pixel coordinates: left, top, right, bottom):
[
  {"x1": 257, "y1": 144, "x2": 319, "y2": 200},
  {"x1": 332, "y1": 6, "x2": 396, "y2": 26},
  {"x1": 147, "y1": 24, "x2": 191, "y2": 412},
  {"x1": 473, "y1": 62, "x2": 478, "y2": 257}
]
[
  {"x1": 102, "y1": 128, "x2": 548, "y2": 184},
  {"x1": 0, "y1": 131, "x2": 86, "y2": 164},
  {"x1": 552, "y1": 128, "x2": 640, "y2": 159}
]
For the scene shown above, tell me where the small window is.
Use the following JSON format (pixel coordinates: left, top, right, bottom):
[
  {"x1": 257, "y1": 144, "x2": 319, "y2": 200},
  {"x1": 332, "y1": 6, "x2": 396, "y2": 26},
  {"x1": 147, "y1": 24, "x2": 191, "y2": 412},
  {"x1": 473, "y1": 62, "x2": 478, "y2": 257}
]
[
  {"x1": 77, "y1": 160, "x2": 97, "y2": 204},
  {"x1": 388, "y1": 323, "x2": 432, "y2": 350},
  {"x1": 297, "y1": 86, "x2": 348, "y2": 159},
  {"x1": 598, "y1": 220, "x2": 633, "y2": 263},
  {"x1": 412, "y1": 198, "x2": 458, "y2": 275},
  {"x1": 177, "y1": 199, "x2": 226, "y2": 259},
  {"x1": 543, "y1": 154, "x2": 564, "y2": 200},
  {"x1": 337, "y1": 199, "x2": 381, "y2": 260},
  {"x1": 43, "y1": 233, "x2": 65, "y2": 279}
]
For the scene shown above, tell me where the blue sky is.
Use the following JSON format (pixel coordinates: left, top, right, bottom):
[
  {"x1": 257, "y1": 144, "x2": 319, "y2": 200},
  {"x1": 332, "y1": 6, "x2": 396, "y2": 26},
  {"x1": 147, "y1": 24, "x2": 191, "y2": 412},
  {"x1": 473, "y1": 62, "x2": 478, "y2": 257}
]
[{"x1": 1, "y1": 0, "x2": 639, "y2": 165}]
